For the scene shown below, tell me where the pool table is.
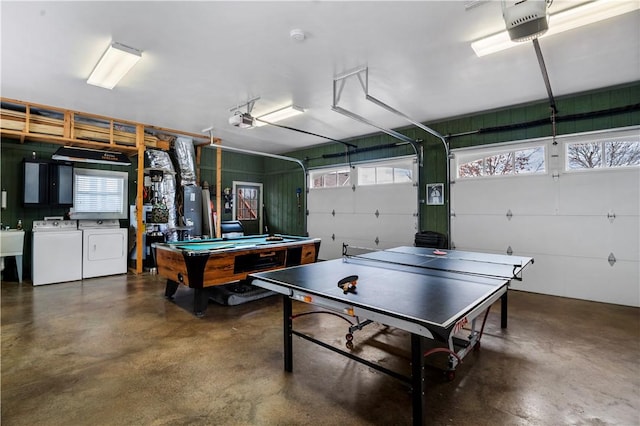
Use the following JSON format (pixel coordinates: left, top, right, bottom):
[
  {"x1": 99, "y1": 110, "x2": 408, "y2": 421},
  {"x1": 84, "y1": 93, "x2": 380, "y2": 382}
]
[{"x1": 153, "y1": 234, "x2": 321, "y2": 317}]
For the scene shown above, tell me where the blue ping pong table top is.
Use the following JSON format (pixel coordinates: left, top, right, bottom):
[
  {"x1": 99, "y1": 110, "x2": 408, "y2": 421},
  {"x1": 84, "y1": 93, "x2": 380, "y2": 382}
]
[{"x1": 249, "y1": 247, "x2": 533, "y2": 329}]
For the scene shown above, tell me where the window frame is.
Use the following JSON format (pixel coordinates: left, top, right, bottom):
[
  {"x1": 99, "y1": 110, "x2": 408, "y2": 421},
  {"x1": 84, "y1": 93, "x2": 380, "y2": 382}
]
[
  {"x1": 70, "y1": 168, "x2": 128, "y2": 220},
  {"x1": 454, "y1": 141, "x2": 547, "y2": 180},
  {"x1": 308, "y1": 156, "x2": 416, "y2": 190},
  {"x1": 564, "y1": 133, "x2": 640, "y2": 172}
]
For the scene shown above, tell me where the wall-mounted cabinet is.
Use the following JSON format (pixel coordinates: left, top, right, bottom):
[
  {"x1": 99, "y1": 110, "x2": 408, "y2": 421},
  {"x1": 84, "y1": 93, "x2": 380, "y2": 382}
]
[{"x1": 23, "y1": 159, "x2": 73, "y2": 207}]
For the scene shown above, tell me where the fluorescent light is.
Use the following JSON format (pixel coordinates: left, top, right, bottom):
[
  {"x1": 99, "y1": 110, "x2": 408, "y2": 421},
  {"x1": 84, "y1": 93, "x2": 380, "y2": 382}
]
[
  {"x1": 87, "y1": 42, "x2": 142, "y2": 89},
  {"x1": 471, "y1": 0, "x2": 640, "y2": 57},
  {"x1": 254, "y1": 105, "x2": 304, "y2": 127}
]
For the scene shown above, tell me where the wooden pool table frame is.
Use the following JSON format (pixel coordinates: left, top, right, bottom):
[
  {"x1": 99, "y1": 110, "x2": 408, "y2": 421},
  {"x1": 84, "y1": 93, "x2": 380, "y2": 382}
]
[{"x1": 153, "y1": 235, "x2": 321, "y2": 317}]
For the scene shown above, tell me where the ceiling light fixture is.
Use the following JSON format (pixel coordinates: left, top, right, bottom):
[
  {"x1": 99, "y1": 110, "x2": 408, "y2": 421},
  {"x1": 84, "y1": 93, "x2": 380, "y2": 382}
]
[
  {"x1": 87, "y1": 42, "x2": 142, "y2": 89},
  {"x1": 471, "y1": 0, "x2": 640, "y2": 57},
  {"x1": 254, "y1": 105, "x2": 305, "y2": 127}
]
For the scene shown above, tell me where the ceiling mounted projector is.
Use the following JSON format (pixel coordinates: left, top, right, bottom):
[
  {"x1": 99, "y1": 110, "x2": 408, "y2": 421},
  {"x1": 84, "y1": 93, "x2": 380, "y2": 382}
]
[
  {"x1": 228, "y1": 111, "x2": 255, "y2": 128},
  {"x1": 502, "y1": 0, "x2": 549, "y2": 42}
]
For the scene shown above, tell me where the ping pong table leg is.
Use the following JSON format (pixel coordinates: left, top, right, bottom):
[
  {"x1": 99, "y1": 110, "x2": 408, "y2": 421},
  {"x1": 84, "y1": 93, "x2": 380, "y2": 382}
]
[
  {"x1": 411, "y1": 333, "x2": 426, "y2": 426},
  {"x1": 283, "y1": 295, "x2": 293, "y2": 372},
  {"x1": 501, "y1": 291, "x2": 508, "y2": 329}
]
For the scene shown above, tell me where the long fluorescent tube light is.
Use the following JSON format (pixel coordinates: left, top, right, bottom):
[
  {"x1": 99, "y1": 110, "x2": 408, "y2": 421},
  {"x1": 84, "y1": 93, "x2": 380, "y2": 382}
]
[
  {"x1": 87, "y1": 42, "x2": 142, "y2": 89},
  {"x1": 254, "y1": 105, "x2": 304, "y2": 127},
  {"x1": 52, "y1": 146, "x2": 131, "y2": 166},
  {"x1": 471, "y1": 0, "x2": 640, "y2": 57}
]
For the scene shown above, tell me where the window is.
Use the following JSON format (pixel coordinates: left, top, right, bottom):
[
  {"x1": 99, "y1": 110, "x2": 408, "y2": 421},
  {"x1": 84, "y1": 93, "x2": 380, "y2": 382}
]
[
  {"x1": 309, "y1": 168, "x2": 351, "y2": 189},
  {"x1": 357, "y1": 159, "x2": 413, "y2": 186},
  {"x1": 566, "y1": 137, "x2": 640, "y2": 170},
  {"x1": 71, "y1": 168, "x2": 128, "y2": 219},
  {"x1": 457, "y1": 145, "x2": 546, "y2": 179}
]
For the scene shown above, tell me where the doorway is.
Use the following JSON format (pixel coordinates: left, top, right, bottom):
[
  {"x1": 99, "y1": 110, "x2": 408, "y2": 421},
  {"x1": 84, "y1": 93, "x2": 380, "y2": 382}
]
[{"x1": 232, "y1": 181, "x2": 263, "y2": 235}]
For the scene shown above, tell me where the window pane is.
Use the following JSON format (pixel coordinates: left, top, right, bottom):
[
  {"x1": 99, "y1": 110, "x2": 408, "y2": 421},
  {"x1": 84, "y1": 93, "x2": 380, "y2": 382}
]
[
  {"x1": 605, "y1": 140, "x2": 640, "y2": 167},
  {"x1": 515, "y1": 147, "x2": 546, "y2": 174},
  {"x1": 75, "y1": 175, "x2": 124, "y2": 213},
  {"x1": 337, "y1": 172, "x2": 351, "y2": 186},
  {"x1": 393, "y1": 167, "x2": 412, "y2": 183},
  {"x1": 377, "y1": 167, "x2": 393, "y2": 184},
  {"x1": 358, "y1": 167, "x2": 376, "y2": 185},
  {"x1": 312, "y1": 175, "x2": 323, "y2": 188},
  {"x1": 459, "y1": 159, "x2": 483, "y2": 177},
  {"x1": 567, "y1": 142, "x2": 602, "y2": 169},
  {"x1": 485, "y1": 152, "x2": 513, "y2": 175},
  {"x1": 324, "y1": 172, "x2": 337, "y2": 187}
]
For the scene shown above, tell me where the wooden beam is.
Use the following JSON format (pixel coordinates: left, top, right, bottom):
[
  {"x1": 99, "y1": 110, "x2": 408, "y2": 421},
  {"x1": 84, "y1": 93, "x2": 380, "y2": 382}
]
[{"x1": 135, "y1": 124, "x2": 145, "y2": 274}]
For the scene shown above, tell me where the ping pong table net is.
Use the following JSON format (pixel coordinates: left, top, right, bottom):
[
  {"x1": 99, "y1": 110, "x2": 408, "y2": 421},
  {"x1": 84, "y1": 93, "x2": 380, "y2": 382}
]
[{"x1": 341, "y1": 243, "x2": 528, "y2": 281}]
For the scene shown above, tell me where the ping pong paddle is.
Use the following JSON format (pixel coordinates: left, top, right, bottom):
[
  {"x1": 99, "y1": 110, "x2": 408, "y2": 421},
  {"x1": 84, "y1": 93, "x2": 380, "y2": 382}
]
[{"x1": 337, "y1": 275, "x2": 358, "y2": 294}]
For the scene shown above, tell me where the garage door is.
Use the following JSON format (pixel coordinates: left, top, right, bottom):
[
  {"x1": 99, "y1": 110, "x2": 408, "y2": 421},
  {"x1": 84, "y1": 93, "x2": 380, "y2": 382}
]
[
  {"x1": 450, "y1": 127, "x2": 639, "y2": 307},
  {"x1": 308, "y1": 157, "x2": 418, "y2": 260}
]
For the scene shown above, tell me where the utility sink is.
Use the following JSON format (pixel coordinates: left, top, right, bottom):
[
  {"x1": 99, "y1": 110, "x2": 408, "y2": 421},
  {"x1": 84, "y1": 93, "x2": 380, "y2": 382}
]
[{"x1": 1, "y1": 229, "x2": 25, "y2": 282}]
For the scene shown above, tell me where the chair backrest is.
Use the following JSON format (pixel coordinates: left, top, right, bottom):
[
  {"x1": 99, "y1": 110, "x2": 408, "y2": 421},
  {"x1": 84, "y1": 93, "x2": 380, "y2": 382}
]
[
  {"x1": 414, "y1": 231, "x2": 448, "y2": 249},
  {"x1": 220, "y1": 220, "x2": 244, "y2": 238}
]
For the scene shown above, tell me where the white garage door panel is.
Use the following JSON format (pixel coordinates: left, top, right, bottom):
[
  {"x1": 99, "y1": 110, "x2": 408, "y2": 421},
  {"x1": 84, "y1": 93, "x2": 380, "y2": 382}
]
[
  {"x1": 310, "y1": 215, "x2": 365, "y2": 238},
  {"x1": 315, "y1": 237, "x2": 343, "y2": 260},
  {"x1": 508, "y1": 253, "x2": 558, "y2": 295},
  {"x1": 454, "y1": 214, "x2": 634, "y2": 260},
  {"x1": 308, "y1": 214, "x2": 339, "y2": 234},
  {"x1": 610, "y1": 217, "x2": 640, "y2": 258},
  {"x1": 355, "y1": 184, "x2": 417, "y2": 214},
  {"x1": 563, "y1": 258, "x2": 639, "y2": 306},
  {"x1": 509, "y1": 254, "x2": 640, "y2": 306},
  {"x1": 308, "y1": 187, "x2": 355, "y2": 214},
  {"x1": 558, "y1": 169, "x2": 640, "y2": 216},
  {"x1": 451, "y1": 215, "x2": 512, "y2": 252},
  {"x1": 452, "y1": 176, "x2": 556, "y2": 215},
  {"x1": 308, "y1": 160, "x2": 417, "y2": 261},
  {"x1": 452, "y1": 130, "x2": 639, "y2": 307}
]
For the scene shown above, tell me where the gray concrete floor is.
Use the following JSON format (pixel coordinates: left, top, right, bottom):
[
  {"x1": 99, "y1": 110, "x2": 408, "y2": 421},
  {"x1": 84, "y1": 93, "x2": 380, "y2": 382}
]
[{"x1": 1, "y1": 273, "x2": 639, "y2": 425}]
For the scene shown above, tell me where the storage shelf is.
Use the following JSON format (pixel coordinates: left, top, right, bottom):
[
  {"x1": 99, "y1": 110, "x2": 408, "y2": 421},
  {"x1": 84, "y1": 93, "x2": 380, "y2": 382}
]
[
  {"x1": 0, "y1": 97, "x2": 215, "y2": 153},
  {"x1": 1, "y1": 96, "x2": 220, "y2": 276}
]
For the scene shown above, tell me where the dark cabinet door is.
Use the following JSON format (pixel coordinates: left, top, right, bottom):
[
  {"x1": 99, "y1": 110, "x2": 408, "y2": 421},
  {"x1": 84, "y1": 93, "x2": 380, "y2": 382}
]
[{"x1": 22, "y1": 159, "x2": 73, "y2": 207}]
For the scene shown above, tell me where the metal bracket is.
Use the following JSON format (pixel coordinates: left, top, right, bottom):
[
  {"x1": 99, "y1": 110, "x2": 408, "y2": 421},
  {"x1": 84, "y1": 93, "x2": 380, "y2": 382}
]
[
  {"x1": 375, "y1": 209, "x2": 380, "y2": 218},
  {"x1": 607, "y1": 210, "x2": 616, "y2": 223},
  {"x1": 375, "y1": 237, "x2": 380, "y2": 245},
  {"x1": 331, "y1": 209, "x2": 335, "y2": 217},
  {"x1": 506, "y1": 209, "x2": 513, "y2": 220},
  {"x1": 506, "y1": 246, "x2": 513, "y2": 256},
  {"x1": 331, "y1": 233, "x2": 335, "y2": 241},
  {"x1": 608, "y1": 253, "x2": 616, "y2": 266},
  {"x1": 229, "y1": 96, "x2": 260, "y2": 114}
]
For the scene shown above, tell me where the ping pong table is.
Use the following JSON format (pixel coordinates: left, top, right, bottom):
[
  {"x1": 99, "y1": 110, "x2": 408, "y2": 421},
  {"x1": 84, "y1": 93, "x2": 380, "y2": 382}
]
[{"x1": 248, "y1": 245, "x2": 533, "y2": 426}]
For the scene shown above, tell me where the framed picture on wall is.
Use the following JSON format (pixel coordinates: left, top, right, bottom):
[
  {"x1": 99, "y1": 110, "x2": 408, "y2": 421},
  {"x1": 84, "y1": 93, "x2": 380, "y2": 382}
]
[{"x1": 426, "y1": 183, "x2": 444, "y2": 206}]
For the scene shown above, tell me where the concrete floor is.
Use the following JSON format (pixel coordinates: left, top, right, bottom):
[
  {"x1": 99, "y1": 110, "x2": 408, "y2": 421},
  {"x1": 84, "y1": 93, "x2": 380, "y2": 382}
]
[{"x1": 1, "y1": 273, "x2": 639, "y2": 426}]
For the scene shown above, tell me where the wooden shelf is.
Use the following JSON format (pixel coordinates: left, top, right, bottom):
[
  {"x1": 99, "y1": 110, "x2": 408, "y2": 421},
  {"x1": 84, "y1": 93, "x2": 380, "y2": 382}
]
[
  {"x1": 0, "y1": 96, "x2": 221, "y2": 276},
  {"x1": 0, "y1": 97, "x2": 216, "y2": 153}
]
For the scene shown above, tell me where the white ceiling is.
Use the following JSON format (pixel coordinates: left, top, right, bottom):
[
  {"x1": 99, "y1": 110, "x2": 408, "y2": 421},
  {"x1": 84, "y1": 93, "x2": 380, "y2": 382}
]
[{"x1": 1, "y1": 1, "x2": 638, "y2": 154}]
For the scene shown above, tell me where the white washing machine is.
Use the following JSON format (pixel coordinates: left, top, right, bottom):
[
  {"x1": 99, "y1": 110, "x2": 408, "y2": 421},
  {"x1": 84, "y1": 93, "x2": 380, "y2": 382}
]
[
  {"x1": 79, "y1": 220, "x2": 128, "y2": 279},
  {"x1": 32, "y1": 218, "x2": 82, "y2": 286}
]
